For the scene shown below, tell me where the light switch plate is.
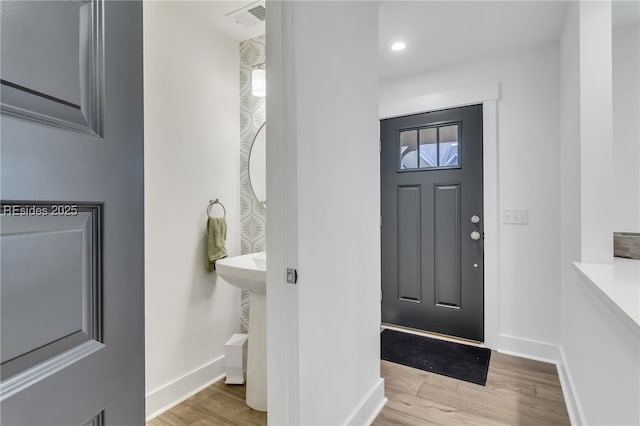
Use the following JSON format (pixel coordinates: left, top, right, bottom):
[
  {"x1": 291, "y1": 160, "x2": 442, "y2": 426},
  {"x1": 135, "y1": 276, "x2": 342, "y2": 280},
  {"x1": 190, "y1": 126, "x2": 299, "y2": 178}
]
[{"x1": 503, "y1": 208, "x2": 528, "y2": 224}]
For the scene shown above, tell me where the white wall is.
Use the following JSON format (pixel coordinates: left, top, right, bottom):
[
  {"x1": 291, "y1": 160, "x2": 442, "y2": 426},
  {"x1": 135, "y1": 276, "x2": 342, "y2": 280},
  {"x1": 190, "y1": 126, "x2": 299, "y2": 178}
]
[
  {"x1": 613, "y1": 23, "x2": 640, "y2": 232},
  {"x1": 380, "y1": 44, "x2": 562, "y2": 356},
  {"x1": 267, "y1": 2, "x2": 385, "y2": 425},
  {"x1": 559, "y1": 4, "x2": 640, "y2": 425},
  {"x1": 561, "y1": 271, "x2": 640, "y2": 425},
  {"x1": 559, "y1": 5, "x2": 585, "y2": 422},
  {"x1": 579, "y1": 1, "x2": 615, "y2": 264},
  {"x1": 143, "y1": 2, "x2": 241, "y2": 418}
]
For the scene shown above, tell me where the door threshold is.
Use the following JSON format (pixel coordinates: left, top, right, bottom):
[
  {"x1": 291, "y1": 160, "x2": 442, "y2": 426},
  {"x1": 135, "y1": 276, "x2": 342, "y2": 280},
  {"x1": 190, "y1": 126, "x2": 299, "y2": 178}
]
[{"x1": 380, "y1": 323, "x2": 486, "y2": 348}]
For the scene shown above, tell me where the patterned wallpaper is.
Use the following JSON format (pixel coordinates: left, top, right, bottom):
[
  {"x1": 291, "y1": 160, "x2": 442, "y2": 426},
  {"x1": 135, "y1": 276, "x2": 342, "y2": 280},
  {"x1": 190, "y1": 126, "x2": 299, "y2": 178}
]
[{"x1": 239, "y1": 35, "x2": 266, "y2": 333}]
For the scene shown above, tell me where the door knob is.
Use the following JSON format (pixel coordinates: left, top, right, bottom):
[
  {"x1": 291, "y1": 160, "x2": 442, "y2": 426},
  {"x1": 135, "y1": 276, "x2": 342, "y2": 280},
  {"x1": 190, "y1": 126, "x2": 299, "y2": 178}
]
[
  {"x1": 471, "y1": 215, "x2": 481, "y2": 224},
  {"x1": 470, "y1": 231, "x2": 481, "y2": 241}
]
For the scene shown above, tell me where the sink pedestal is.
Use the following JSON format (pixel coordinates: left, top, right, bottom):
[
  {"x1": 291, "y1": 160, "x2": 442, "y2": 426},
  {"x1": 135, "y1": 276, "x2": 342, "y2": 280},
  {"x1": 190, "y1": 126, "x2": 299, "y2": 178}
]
[
  {"x1": 214, "y1": 252, "x2": 267, "y2": 412},
  {"x1": 246, "y1": 292, "x2": 267, "y2": 411}
]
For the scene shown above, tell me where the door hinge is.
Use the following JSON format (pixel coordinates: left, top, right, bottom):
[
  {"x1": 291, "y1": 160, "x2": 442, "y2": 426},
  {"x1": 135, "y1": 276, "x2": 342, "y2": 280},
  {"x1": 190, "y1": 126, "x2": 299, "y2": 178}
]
[
  {"x1": 286, "y1": 268, "x2": 298, "y2": 284},
  {"x1": 379, "y1": 140, "x2": 382, "y2": 153},
  {"x1": 380, "y1": 289, "x2": 383, "y2": 302}
]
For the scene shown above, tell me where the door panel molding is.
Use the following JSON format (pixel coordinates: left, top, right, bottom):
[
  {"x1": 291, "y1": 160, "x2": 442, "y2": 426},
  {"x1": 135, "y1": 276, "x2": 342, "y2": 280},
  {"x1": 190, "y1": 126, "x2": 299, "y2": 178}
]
[
  {"x1": 0, "y1": 202, "x2": 103, "y2": 386},
  {"x1": 397, "y1": 185, "x2": 422, "y2": 303},
  {"x1": 0, "y1": 0, "x2": 104, "y2": 136},
  {"x1": 433, "y1": 183, "x2": 462, "y2": 309},
  {"x1": 0, "y1": 340, "x2": 104, "y2": 401}
]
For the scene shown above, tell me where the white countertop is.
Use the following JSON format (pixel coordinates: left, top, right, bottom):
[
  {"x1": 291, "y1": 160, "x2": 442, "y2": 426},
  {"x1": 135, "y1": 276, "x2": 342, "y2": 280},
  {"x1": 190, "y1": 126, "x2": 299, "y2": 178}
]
[{"x1": 574, "y1": 259, "x2": 640, "y2": 329}]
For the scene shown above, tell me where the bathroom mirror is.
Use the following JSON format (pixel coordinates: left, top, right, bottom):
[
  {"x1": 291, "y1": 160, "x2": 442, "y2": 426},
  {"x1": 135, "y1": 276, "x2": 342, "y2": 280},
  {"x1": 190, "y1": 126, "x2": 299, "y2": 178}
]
[{"x1": 249, "y1": 122, "x2": 266, "y2": 206}]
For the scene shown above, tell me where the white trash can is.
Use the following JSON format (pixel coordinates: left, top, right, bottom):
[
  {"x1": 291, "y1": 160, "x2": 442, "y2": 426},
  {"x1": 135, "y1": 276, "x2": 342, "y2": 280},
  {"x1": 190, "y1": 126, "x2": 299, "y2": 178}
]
[{"x1": 224, "y1": 333, "x2": 248, "y2": 384}]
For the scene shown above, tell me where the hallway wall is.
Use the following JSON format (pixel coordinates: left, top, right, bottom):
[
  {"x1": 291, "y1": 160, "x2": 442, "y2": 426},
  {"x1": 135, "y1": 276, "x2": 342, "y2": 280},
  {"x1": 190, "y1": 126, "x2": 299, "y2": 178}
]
[
  {"x1": 559, "y1": 4, "x2": 640, "y2": 424},
  {"x1": 143, "y1": 2, "x2": 241, "y2": 418},
  {"x1": 266, "y1": 2, "x2": 385, "y2": 424}
]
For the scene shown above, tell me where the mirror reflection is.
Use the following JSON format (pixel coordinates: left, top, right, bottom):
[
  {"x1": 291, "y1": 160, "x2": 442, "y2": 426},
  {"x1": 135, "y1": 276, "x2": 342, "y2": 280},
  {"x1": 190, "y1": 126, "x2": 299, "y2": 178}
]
[{"x1": 249, "y1": 122, "x2": 266, "y2": 206}]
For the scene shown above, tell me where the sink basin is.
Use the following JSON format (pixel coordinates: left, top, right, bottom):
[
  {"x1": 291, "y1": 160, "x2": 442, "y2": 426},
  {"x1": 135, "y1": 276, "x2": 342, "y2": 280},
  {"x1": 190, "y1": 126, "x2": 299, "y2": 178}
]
[
  {"x1": 216, "y1": 252, "x2": 266, "y2": 293},
  {"x1": 215, "y1": 252, "x2": 267, "y2": 412}
]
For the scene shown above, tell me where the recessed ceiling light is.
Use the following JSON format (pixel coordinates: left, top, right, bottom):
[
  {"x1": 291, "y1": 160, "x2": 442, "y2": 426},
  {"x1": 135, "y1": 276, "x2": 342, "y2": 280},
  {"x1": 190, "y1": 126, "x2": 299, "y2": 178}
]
[{"x1": 391, "y1": 42, "x2": 406, "y2": 51}]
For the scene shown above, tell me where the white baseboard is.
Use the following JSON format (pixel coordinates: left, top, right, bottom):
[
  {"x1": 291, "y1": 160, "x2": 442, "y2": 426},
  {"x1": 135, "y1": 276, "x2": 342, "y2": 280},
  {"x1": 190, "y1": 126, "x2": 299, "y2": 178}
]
[
  {"x1": 557, "y1": 347, "x2": 586, "y2": 426},
  {"x1": 496, "y1": 333, "x2": 560, "y2": 364},
  {"x1": 145, "y1": 355, "x2": 226, "y2": 422},
  {"x1": 345, "y1": 378, "x2": 387, "y2": 426}
]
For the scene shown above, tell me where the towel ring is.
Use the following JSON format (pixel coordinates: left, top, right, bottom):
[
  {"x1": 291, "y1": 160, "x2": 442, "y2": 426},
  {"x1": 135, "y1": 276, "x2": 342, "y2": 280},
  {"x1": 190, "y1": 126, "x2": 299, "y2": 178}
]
[{"x1": 207, "y1": 199, "x2": 226, "y2": 218}]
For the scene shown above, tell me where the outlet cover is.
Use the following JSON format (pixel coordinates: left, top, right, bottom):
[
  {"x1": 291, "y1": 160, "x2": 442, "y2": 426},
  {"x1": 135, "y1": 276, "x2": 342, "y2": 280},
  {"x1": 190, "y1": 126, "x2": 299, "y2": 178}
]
[{"x1": 503, "y1": 208, "x2": 528, "y2": 225}]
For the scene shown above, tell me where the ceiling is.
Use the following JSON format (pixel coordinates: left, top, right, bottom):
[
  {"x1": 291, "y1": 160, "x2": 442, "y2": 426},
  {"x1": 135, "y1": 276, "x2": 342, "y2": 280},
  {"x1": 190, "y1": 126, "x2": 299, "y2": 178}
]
[
  {"x1": 379, "y1": 1, "x2": 569, "y2": 83},
  {"x1": 171, "y1": 0, "x2": 635, "y2": 79},
  {"x1": 174, "y1": 0, "x2": 265, "y2": 42}
]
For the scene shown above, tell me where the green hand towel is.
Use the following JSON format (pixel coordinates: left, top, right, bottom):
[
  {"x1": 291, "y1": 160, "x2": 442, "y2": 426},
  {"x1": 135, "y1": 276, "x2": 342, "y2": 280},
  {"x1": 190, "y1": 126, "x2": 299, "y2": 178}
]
[{"x1": 207, "y1": 217, "x2": 228, "y2": 272}]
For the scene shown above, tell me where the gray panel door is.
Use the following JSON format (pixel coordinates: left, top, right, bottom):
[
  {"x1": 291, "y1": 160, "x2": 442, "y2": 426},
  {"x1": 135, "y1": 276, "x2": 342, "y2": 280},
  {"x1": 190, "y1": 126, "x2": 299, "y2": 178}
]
[
  {"x1": 0, "y1": 1, "x2": 145, "y2": 425},
  {"x1": 381, "y1": 105, "x2": 484, "y2": 341}
]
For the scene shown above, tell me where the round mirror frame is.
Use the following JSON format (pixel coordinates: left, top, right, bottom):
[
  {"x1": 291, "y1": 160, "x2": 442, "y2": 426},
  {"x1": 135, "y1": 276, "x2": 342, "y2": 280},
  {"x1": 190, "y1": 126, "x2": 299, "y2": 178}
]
[{"x1": 248, "y1": 122, "x2": 266, "y2": 207}]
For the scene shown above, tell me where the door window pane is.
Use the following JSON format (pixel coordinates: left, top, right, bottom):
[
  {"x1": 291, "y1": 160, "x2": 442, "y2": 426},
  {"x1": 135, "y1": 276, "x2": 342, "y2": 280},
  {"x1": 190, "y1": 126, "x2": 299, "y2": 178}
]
[
  {"x1": 438, "y1": 125, "x2": 459, "y2": 167},
  {"x1": 399, "y1": 130, "x2": 418, "y2": 169},
  {"x1": 419, "y1": 127, "x2": 437, "y2": 168},
  {"x1": 398, "y1": 123, "x2": 460, "y2": 170}
]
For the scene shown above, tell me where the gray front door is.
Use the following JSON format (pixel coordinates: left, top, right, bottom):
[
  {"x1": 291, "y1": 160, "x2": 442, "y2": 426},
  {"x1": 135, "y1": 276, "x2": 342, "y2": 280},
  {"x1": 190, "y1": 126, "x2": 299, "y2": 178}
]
[
  {"x1": 1, "y1": 1, "x2": 145, "y2": 424},
  {"x1": 381, "y1": 105, "x2": 484, "y2": 341}
]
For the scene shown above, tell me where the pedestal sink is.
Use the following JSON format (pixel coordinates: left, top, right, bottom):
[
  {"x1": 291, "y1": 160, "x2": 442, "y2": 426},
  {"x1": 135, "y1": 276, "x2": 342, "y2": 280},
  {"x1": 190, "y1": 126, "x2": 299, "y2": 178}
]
[{"x1": 215, "y1": 252, "x2": 266, "y2": 412}]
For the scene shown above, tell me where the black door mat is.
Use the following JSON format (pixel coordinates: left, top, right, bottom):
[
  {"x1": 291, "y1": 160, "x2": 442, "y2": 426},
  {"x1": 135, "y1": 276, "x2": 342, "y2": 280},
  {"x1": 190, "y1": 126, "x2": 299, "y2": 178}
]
[{"x1": 381, "y1": 328, "x2": 491, "y2": 386}]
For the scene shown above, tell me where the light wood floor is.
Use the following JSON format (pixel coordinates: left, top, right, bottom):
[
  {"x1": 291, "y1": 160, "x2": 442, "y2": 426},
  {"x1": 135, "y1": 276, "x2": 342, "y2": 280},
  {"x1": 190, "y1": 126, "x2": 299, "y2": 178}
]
[
  {"x1": 148, "y1": 352, "x2": 569, "y2": 426},
  {"x1": 374, "y1": 351, "x2": 570, "y2": 425},
  {"x1": 147, "y1": 380, "x2": 267, "y2": 426}
]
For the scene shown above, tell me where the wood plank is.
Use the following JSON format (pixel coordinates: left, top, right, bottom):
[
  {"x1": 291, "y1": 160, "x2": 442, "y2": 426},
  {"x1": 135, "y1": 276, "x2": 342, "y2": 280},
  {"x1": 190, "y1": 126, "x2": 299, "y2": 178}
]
[
  {"x1": 377, "y1": 351, "x2": 570, "y2": 426},
  {"x1": 148, "y1": 350, "x2": 570, "y2": 426},
  {"x1": 374, "y1": 406, "x2": 441, "y2": 426},
  {"x1": 382, "y1": 389, "x2": 508, "y2": 426},
  {"x1": 147, "y1": 382, "x2": 267, "y2": 426},
  {"x1": 381, "y1": 359, "x2": 433, "y2": 396}
]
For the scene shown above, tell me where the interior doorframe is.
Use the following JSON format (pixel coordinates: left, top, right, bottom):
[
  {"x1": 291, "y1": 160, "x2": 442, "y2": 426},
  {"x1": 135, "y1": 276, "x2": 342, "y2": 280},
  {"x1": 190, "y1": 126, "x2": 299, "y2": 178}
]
[{"x1": 379, "y1": 83, "x2": 500, "y2": 348}]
